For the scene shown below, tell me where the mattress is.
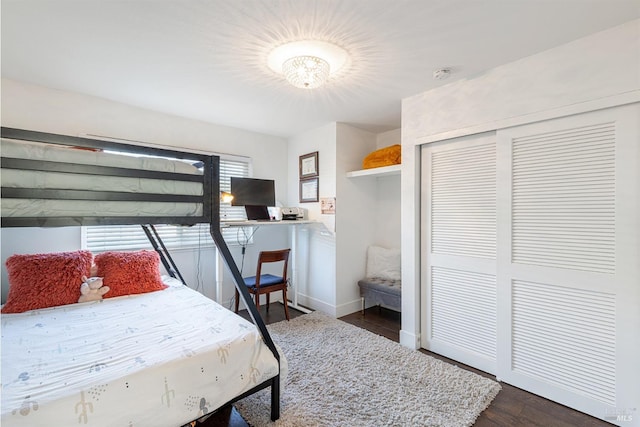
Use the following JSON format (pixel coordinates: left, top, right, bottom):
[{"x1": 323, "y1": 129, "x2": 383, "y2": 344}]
[
  {"x1": 0, "y1": 199, "x2": 203, "y2": 219},
  {"x1": 1, "y1": 277, "x2": 285, "y2": 426},
  {"x1": 1, "y1": 138, "x2": 204, "y2": 219}
]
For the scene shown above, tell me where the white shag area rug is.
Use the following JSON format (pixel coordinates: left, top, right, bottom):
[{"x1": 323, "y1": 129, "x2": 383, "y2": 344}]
[{"x1": 235, "y1": 312, "x2": 501, "y2": 427}]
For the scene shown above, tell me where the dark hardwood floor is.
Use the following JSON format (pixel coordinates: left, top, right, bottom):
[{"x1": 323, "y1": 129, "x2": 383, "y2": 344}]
[{"x1": 199, "y1": 303, "x2": 611, "y2": 427}]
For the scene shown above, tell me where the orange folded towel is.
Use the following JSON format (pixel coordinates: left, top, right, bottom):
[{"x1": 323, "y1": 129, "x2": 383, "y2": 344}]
[{"x1": 362, "y1": 144, "x2": 401, "y2": 169}]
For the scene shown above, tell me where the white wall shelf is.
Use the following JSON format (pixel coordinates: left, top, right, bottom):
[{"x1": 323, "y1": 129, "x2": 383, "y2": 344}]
[{"x1": 346, "y1": 164, "x2": 401, "y2": 178}]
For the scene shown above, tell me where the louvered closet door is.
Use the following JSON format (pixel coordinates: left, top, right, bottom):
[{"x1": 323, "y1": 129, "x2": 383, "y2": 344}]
[
  {"x1": 421, "y1": 132, "x2": 498, "y2": 374},
  {"x1": 496, "y1": 104, "x2": 640, "y2": 425}
]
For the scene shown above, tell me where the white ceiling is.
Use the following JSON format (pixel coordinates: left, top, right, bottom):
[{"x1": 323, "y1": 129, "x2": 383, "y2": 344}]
[{"x1": 2, "y1": 0, "x2": 639, "y2": 138}]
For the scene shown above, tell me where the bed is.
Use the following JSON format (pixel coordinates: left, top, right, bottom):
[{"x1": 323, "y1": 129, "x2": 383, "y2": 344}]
[{"x1": 0, "y1": 127, "x2": 283, "y2": 426}]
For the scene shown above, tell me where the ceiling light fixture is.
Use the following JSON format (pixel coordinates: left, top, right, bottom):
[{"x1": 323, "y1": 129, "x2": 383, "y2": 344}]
[
  {"x1": 282, "y1": 55, "x2": 330, "y2": 89},
  {"x1": 268, "y1": 40, "x2": 349, "y2": 90}
]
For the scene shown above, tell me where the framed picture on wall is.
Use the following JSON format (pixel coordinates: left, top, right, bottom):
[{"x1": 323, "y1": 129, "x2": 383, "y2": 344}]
[
  {"x1": 299, "y1": 177, "x2": 319, "y2": 203},
  {"x1": 321, "y1": 197, "x2": 336, "y2": 214},
  {"x1": 299, "y1": 151, "x2": 319, "y2": 178}
]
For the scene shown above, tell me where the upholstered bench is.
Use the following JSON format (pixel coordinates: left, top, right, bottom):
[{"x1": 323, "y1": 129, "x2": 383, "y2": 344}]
[{"x1": 358, "y1": 277, "x2": 401, "y2": 313}]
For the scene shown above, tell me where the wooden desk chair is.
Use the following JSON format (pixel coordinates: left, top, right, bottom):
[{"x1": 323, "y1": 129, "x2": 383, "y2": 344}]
[{"x1": 235, "y1": 248, "x2": 291, "y2": 320}]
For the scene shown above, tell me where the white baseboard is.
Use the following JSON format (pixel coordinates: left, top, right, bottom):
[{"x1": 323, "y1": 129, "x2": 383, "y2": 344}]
[
  {"x1": 400, "y1": 329, "x2": 420, "y2": 350},
  {"x1": 336, "y1": 298, "x2": 364, "y2": 318},
  {"x1": 296, "y1": 295, "x2": 365, "y2": 318},
  {"x1": 234, "y1": 292, "x2": 370, "y2": 320},
  {"x1": 296, "y1": 293, "x2": 337, "y2": 317}
]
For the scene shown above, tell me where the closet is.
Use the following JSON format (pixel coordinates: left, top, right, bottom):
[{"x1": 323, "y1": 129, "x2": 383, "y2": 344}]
[{"x1": 420, "y1": 104, "x2": 639, "y2": 422}]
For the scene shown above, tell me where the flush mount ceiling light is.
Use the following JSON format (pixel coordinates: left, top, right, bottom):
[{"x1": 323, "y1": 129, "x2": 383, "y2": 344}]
[
  {"x1": 282, "y1": 55, "x2": 329, "y2": 89},
  {"x1": 268, "y1": 40, "x2": 349, "y2": 89}
]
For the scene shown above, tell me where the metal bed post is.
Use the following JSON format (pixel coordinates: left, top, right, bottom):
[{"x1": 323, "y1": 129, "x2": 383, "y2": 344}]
[
  {"x1": 141, "y1": 224, "x2": 188, "y2": 285},
  {"x1": 205, "y1": 156, "x2": 280, "y2": 421}
]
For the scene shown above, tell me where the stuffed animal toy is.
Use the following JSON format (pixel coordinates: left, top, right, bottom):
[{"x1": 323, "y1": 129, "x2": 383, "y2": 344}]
[{"x1": 78, "y1": 275, "x2": 110, "y2": 303}]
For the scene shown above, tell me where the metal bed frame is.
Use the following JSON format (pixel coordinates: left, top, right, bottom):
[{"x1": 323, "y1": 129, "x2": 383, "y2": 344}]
[{"x1": 0, "y1": 127, "x2": 281, "y2": 423}]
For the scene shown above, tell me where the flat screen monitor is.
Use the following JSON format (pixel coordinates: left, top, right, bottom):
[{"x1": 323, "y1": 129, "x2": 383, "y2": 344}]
[{"x1": 230, "y1": 177, "x2": 276, "y2": 207}]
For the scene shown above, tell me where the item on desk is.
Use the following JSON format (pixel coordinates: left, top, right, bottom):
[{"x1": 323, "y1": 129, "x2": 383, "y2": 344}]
[
  {"x1": 267, "y1": 206, "x2": 282, "y2": 221},
  {"x1": 282, "y1": 207, "x2": 304, "y2": 221}
]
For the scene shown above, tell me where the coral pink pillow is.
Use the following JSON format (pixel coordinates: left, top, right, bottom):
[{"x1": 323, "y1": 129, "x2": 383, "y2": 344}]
[
  {"x1": 2, "y1": 250, "x2": 94, "y2": 314},
  {"x1": 94, "y1": 250, "x2": 167, "y2": 298}
]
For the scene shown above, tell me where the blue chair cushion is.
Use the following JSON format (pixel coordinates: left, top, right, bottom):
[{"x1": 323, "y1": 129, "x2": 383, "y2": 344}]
[{"x1": 244, "y1": 274, "x2": 284, "y2": 288}]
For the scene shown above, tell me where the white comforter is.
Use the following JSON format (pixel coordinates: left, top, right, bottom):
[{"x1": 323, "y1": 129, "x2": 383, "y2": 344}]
[{"x1": 1, "y1": 277, "x2": 285, "y2": 426}]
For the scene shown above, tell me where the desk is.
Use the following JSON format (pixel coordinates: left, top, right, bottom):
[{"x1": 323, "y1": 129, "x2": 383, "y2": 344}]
[{"x1": 217, "y1": 220, "x2": 316, "y2": 313}]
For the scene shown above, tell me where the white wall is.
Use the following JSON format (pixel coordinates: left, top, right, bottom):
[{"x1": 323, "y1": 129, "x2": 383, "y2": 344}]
[
  {"x1": 286, "y1": 121, "x2": 400, "y2": 317},
  {"x1": 287, "y1": 123, "x2": 337, "y2": 311},
  {"x1": 289, "y1": 123, "x2": 400, "y2": 317},
  {"x1": 374, "y1": 128, "x2": 401, "y2": 249},
  {"x1": 1, "y1": 78, "x2": 289, "y2": 305},
  {"x1": 400, "y1": 19, "x2": 640, "y2": 350},
  {"x1": 376, "y1": 128, "x2": 401, "y2": 149},
  {"x1": 287, "y1": 123, "x2": 337, "y2": 227},
  {"x1": 403, "y1": 20, "x2": 640, "y2": 144},
  {"x1": 335, "y1": 124, "x2": 378, "y2": 315}
]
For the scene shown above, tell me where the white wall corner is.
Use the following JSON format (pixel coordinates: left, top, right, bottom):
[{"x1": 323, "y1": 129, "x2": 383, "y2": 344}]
[
  {"x1": 400, "y1": 141, "x2": 422, "y2": 346},
  {"x1": 335, "y1": 123, "x2": 378, "y2": 311},
  {"x1": 376, "y1": 128, "x2": 401, "y2": 149}
]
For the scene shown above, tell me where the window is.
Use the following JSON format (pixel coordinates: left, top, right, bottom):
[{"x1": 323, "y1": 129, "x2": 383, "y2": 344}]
[
  {"x1": 84, "y1": 223, "x2": 212, "y2": 251},
  {"x1": 220, "y1": 156, "x2": 254, "y2": 245},
  {"x1": 219, "y1": 157, "x2": 250, "y2": 223},
  {"x1": 83, "y1": 154, "x2": 251, "y2": 252}
]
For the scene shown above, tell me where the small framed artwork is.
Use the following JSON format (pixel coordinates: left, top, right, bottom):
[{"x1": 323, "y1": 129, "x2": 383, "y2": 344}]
[
  {"x1": 321, "y1": 197, "x2": 336, "y2": 214},
  {"x1": 299, "y1": 151, "x2": 319, "y2": 178},
  {"x1": 300, "y1": 177, "x2": 319, "y2": 203}
]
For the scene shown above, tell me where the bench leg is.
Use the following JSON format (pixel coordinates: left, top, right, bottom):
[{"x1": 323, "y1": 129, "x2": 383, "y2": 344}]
[{"x1": 361, "y1": 297, "x2": 365, "y2": 315}]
